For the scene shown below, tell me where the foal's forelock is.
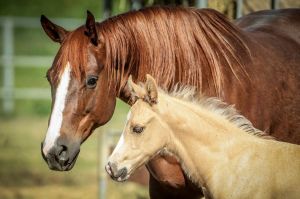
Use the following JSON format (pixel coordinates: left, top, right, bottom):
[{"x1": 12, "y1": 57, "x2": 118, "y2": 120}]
[{"x1": 43, "y1": 62, "x2": 71, "y2": 154}]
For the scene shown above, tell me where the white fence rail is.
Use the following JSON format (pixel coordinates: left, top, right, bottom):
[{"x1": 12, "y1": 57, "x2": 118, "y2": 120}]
[{"x1": 0, "y1": 16, "x2": 84, "y2": 114}]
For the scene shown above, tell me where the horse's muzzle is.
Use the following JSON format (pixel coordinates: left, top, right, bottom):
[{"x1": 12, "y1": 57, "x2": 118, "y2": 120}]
[
  {"x1": 105, "y1": 161, "x2": 128, "y2": 182},
  {"x1": 41, "y1": 142, "x2": 80, "y2": 171}
]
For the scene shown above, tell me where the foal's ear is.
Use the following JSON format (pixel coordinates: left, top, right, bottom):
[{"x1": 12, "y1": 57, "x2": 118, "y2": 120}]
[
  {"x1": 85, "y1": 10, "x2": 98, "y2": 46},
  {"x1": 145, "y1": 74, "x2": 158, "y2": 104},
  {"x1": 127, "y1": 75, "x2": 146, "y2": 104},
  {"x1": 40, "y1": 15, "x2": 68, "y2": 43}
]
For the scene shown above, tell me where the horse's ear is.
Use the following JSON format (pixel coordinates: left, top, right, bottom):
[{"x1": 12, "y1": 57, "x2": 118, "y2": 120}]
[
  {"x1": 85, "y1": 10, "x2": 98, "y2": 46},
  {"x1": 145, "y1": 74, "x2": 158, "y2": 104},
  {"x1": 41, "y1": 15, "x2": 68, "y2": 43},
  {"x1": 127, "y1": 75, "x2": 146, "y2": 104}
]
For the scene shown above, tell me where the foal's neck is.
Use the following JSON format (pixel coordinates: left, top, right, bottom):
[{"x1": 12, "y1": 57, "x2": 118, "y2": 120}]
[{"x1": 160, "y1": 95, "x2": 256, "y2": 187}]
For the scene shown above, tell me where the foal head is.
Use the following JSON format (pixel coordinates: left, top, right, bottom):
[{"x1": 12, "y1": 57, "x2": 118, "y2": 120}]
[
  {"x1": 40, "y1": 12, "x2": 117, "y2": 171},
  {"x1": 106, "y1": 75, "x2": 171, "y2": 181}
]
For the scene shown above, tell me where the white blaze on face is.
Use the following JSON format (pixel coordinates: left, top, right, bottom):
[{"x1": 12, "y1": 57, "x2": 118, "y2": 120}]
[
  {"x1": 110, "y1": 111, "x2": 131, "y2": 158},
  {"x1": 43, "y1": 62, "x2": 71, "y2": 155}
]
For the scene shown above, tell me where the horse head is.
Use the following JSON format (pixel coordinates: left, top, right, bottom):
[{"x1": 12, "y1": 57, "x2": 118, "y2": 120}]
[
  {"x1": 40, "y1": 11, "x2": 116, "y2": 171},
  {"x1": 106, "y1": 75, "x2": 170, "y2": 181}
]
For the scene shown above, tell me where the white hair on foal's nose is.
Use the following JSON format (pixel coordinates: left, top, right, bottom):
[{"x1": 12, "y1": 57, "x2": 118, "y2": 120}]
[
  {"x1": 43, "y1": 62, "x2": 71, "y2": 155},
  {"x1": 109, "y1": 111, "x2": 131, "y2": 159}
]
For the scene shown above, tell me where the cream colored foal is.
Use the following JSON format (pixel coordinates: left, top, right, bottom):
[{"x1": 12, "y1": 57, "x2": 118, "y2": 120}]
[{"x1": 106, "y1": 75, "x2": 300, "y2": 199}]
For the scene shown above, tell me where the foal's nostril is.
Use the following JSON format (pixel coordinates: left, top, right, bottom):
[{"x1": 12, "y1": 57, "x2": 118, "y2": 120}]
[
  {"x1": 107, "y1": 161, "x2": 128, "y2": 180},
  {"x1": 118, "y1": 167, "x2": 128, "y2": 179}
]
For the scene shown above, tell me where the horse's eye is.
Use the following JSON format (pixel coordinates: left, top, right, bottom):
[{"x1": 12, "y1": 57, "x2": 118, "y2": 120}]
[
  {"x1": 86, "y1": 76, "x2": 98, "y2": 89},
  {"x1": 132, "y1": 125, "x2": 144, "y2": 134}
]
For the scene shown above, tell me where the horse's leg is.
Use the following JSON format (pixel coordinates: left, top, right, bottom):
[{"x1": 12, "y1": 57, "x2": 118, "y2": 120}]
[
  {"x1": 149, "y1": 173, "x2": 204, "y2": 199},
  {"x1": 149, "y1": 175, "x2": 168, "y2": 199},
  {"x1": 147, "y1": 155, "x2": 203, "y2": 199}
]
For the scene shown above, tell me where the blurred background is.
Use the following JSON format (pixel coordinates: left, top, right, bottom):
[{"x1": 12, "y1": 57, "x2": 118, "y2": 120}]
[{"x1": 0, "y1": 0, "x2": 299, "y2": 199}]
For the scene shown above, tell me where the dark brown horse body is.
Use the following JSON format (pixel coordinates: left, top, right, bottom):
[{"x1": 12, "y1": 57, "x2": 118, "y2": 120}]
[{"x1": 40, "y1": 7, "x2": 300, "y2": 199}]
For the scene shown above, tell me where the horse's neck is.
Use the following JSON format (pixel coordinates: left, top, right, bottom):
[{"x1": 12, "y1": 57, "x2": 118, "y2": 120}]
[{"x1": 160, "y1": 96, "x2": 255, "y2": 187}]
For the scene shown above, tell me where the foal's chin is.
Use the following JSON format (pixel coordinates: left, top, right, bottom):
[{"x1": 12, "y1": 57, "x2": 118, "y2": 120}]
[{"x1": 114, "y1": 174, "x2": 131, "y2": 182}]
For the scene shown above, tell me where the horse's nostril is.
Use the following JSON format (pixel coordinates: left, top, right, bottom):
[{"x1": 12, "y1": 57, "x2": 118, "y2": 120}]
[
  {"x1": 57, "y1": 145, "x2": 69, "y2": 165},
  {"x1": 107, "y1": 161, "x2": 127, "y2": 180},
  {"x1": 58, "y1": 156, "x2": 69, "y2": 166},
  {"x1": 58, "y1": 145, "x2": 68, "y2": 155},
  {"x1": 119, "y1": 167, "x2": 128, "y2": 179},
  {"x1": 59, "y1": 150, "x2": 67, "y2": 159}
]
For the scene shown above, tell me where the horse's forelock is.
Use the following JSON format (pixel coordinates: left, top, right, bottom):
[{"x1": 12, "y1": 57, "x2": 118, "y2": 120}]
[{"x1": 52, "y1": 27, "x2": 89, "y2": 84}]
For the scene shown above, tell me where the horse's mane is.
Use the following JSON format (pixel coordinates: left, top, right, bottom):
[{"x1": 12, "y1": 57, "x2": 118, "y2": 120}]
[
  {"x1": 53, "y1": 6, "x2": 251, "y2": 95},
  {"x1": 166, "y1": 85, "x2": 274, "y2": 139},
  {"x1": 99, "y1": 6, "x2": 251, "y2": 95}
]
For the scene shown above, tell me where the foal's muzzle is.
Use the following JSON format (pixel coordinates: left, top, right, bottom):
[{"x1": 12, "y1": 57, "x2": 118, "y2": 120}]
[
  {"x1": 105, "y1": 161, "x2": 128, "y2": 182},
  {"x1": 41, "y1": 141, "x2": 80, "y2": 171}
]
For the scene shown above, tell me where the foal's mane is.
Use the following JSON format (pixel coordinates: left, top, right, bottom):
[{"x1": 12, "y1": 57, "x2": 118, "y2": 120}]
[
  {"x1": 54, "y1": 6, "x2": 251, "y2": 95},
  {"x1": 167, "y1": 85, "x2": 273, "y2": 139}
]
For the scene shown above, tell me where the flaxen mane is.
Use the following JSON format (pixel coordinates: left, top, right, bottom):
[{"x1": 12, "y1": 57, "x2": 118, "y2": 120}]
[
  {"x1": 54, "y1": 6, "x2": 251, "y2": 95},
  {"x1": 167, "y1": 85, "x2": 274, "y2": 139}
]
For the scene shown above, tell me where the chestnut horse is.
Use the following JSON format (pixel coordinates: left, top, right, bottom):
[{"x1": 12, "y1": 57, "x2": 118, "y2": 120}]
[{"x1": 40, "y1": 7, "x2": 300, "y2": 199}]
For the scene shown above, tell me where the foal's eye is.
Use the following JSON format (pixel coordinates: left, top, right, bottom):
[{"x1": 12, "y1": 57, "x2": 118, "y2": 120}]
[
  {"x1": 86, "y1": 75, "x2": 98, "y2": 89},
  {"x1": 132, "y1": 125, "x2": 144, "y2": 134}
]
